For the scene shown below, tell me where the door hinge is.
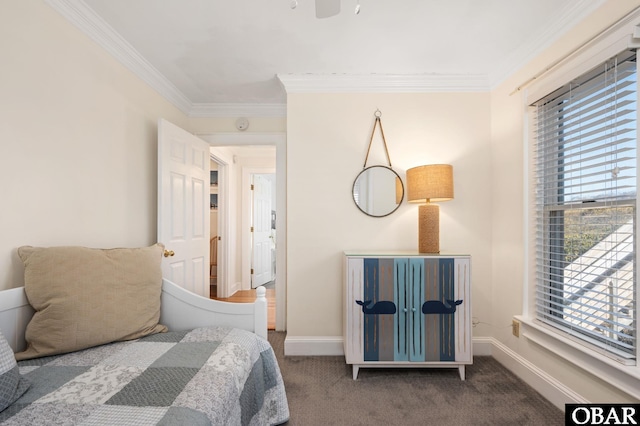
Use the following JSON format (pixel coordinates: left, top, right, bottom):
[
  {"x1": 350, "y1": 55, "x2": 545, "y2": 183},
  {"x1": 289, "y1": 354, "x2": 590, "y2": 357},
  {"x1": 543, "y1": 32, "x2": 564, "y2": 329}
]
[
  {"x1": 251, "y1": 184, "x2": 254, "y2": 190},
  {"x1": 251, "y1": 268, "x2": 254, "y2": 274},
  {"x1": 250, "y1": 226, "x2": 254, "y2": 232}
]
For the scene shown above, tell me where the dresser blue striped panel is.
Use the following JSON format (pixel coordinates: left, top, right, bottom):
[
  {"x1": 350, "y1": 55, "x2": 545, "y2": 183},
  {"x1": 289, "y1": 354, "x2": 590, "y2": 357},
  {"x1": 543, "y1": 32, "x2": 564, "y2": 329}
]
[{"x1": 362, "y1": 257, "x2": 456, "y2": 362}]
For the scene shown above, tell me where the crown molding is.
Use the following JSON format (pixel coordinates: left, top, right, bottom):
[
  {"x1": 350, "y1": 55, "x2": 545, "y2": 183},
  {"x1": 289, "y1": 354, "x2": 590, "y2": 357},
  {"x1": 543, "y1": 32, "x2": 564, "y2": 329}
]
[
  {"x1": 489, "y1": 0, "x2": 607, "y2": 88},
  {"x1": 45, "y1": 0, "x2": 607, "y2": 114},
  {"x1": 45, "y1": 0, "x2": 288, "y2": 117},
  {"x1": 198, "y1": 132, "x2": 286, "y2": 145},
  {"x1": 189, "y1": 103, "x2": 286, "y2": 118},
  {"x1": 45, "y1": 0, "x2": 193, "y2": 113},
  {"x1": 277, "y1": 73, "x2": 490, "y2": 93}
]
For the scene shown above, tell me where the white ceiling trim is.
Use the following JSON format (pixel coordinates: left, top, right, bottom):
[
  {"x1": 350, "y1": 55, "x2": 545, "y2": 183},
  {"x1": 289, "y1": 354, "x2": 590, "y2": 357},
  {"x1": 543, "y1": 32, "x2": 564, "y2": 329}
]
[
  {"x1": 488, "y1": 0, "x2": 607, "y2": 87},
  {"x1": 44, "y1": 0, "x2": 193, "y2": 113},
  {"x1": 44, "y1": 0, "x2": 609, "y2": 116},
  {"x1": 277, "y1": 73, "x2": 491, "y2": 93},
  {"x1": 199, "y1": 132, "x2": 286, "y2": 146},
  {"x1": 43, "y1": 0, "x2": 284, "y2": 117},
  {"x1": 43, "y1": 0, "x2": 490, "y2": 117},
  {"x1": 190, "y1": 103, "x2": 286, "y2": 118}
]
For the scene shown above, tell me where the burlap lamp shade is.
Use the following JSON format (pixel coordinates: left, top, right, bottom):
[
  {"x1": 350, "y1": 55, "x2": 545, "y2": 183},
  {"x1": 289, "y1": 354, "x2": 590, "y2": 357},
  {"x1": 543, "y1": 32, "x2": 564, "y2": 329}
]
[{"x1": 406, "y1": 164, "x2": 454, "y2": 253}]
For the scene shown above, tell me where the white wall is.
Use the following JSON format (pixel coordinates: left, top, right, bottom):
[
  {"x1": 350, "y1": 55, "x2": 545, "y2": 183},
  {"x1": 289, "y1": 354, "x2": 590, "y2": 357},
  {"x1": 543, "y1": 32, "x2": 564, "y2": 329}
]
[
  {"x1": 4, "y1": 0, "x2": 638, "y2": 405},
  {"x1": 489, "y1": 1, "x2": 640, "y2": 403},
  {"x1": 283, "y1": 1, "x2": 640, "y2": 404},
  {"x1": 285, "y1": 93, "x2": 493, "y2": 337},
  {"x1": 0, "y1": 0, "x2": 190, "y2": 291},
  {"x1": 0, "y1": 2, "x2": 286, "y2": 294}
]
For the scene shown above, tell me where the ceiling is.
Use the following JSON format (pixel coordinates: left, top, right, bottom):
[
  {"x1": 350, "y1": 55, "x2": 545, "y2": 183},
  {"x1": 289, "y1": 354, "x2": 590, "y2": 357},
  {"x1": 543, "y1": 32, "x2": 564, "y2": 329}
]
[{"x1": 48, "y1": 0, "x2": 604, "y2": 116}]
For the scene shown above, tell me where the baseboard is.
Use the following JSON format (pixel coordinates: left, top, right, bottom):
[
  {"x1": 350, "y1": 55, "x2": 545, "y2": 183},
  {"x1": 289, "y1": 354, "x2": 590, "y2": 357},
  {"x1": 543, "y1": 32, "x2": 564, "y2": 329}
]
[
  {"x1": 284, "y1": 336, "x2": 344, "y2": 356},
  {"x1": 283, "y1": 336, "x2": 494, "y2": 357},
  {"x1": 283, "y1": 335, "x2": 585, "y2": 410},
  {"x1": 487, "y1": 337, "x2": 587, "y2": 409},
  {"x1": 227, "y1": 281, "x2": 242, "y2": 297},
  {"x1": 472, "y1": 337, "x2": 494, "y2": 356}
]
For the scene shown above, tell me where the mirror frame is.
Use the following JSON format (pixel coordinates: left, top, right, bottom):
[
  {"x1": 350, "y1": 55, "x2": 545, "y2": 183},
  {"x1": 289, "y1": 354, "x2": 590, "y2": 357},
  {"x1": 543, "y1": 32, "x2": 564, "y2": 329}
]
[{"x1": 352, "y1": 165, "x2": 404, "y2": 218}]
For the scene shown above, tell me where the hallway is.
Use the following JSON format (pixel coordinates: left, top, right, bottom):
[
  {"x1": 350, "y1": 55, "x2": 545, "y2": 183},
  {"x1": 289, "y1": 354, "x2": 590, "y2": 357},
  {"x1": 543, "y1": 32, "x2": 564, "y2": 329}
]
[{"x1": 211, "y1": 287, "x2": 276, "y2": 330}]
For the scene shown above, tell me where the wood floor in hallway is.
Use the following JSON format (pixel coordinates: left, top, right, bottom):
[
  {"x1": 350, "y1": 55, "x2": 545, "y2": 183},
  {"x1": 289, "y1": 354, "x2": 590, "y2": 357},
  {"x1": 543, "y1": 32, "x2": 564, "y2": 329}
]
[{"x1": 211, "y1": 287, "x2": 276, "y2": 330}]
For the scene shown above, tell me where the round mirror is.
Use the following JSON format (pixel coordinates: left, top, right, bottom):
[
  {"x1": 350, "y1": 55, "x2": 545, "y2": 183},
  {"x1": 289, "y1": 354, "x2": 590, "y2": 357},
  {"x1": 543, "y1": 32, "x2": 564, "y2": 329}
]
[{"x1": 352, "y1": 165, "x2": 404, "y2": 217}]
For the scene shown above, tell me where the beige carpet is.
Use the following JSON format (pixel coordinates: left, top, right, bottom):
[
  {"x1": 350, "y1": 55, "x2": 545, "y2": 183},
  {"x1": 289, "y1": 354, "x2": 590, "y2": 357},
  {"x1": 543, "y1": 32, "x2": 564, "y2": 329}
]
[{"x1": 268, "y1": 331, "x2": 564, "y2": 426}]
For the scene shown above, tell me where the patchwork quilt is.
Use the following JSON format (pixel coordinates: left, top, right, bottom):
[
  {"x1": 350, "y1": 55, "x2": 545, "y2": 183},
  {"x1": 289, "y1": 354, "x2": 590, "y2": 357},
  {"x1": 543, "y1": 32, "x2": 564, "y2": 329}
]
[{"x1": 0, "y1": 327, "x2": 289, "y2": 425}]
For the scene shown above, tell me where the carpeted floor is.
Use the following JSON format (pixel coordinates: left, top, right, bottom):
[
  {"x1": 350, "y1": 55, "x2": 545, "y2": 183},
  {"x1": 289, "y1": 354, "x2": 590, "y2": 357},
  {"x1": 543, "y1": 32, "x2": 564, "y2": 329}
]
[{"x1": 268, "y1": 331, "x2": 564, "y2": 426}]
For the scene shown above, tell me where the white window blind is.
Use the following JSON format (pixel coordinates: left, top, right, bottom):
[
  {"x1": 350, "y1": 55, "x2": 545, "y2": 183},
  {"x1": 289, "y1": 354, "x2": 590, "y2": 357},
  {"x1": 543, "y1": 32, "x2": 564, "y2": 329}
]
[{"x1": 533, "y1": 50, "x2": 637, "y2": 361}]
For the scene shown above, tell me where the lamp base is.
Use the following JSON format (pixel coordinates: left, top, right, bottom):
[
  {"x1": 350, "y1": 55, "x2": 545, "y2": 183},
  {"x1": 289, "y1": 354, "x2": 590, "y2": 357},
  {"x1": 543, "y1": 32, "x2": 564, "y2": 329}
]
[{"x1": 418, "y1": 204, "x2": 440, "y2": 253}]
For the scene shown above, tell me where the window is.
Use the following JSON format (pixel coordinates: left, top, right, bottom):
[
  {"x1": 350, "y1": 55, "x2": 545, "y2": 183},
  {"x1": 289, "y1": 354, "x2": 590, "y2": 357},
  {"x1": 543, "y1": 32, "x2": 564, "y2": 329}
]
[{"x1": 532, "y1": 50, "x2": 637, "y2": 362}]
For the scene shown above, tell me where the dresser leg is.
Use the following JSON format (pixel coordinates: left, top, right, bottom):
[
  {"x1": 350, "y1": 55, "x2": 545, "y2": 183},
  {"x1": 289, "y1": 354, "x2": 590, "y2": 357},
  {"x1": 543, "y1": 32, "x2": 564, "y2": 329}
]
[
  {"x1": 352, "y1": 365, "x2": 359, "y2": 380},
  {"x1": 458, "y1": 365, "x2": 466, "y2": 381}
]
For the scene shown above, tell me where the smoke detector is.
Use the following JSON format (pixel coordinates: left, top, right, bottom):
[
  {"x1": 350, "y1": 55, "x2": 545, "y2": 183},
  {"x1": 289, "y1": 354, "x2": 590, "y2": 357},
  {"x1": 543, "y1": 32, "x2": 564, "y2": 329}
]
[{"x1": 235, "y1": 117, "x2": 250, "y2": 131}]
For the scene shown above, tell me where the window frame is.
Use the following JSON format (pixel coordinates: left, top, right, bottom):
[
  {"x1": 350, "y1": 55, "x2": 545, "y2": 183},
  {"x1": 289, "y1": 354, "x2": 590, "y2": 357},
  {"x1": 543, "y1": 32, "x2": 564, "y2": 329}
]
[
  {"x1": 533, "y1": 51, "x2": 637, "y2": 361},
  {"x1": 522, "y1": 16, "x2": 640, "y2": 399}
]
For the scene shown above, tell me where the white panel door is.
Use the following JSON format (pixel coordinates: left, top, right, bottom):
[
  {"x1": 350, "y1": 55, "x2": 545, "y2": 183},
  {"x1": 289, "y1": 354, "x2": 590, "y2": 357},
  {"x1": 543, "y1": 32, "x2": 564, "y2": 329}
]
[
  {"x1": 252, "y1": 174, "x2": 272, "y2": 288},
  {"x1": 158, "y1": 119, "x2": 210, "y2": 297}
]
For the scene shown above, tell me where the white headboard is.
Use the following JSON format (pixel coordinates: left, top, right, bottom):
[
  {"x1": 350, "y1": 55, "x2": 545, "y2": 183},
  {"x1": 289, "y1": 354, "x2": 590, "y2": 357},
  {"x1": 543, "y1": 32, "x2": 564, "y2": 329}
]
[
  {"x1": 0, "y1": 287, "x2": 33, "y2": 352},
  {"x1": 0, "y1": 279, "x2": 268, "y2": 353}
]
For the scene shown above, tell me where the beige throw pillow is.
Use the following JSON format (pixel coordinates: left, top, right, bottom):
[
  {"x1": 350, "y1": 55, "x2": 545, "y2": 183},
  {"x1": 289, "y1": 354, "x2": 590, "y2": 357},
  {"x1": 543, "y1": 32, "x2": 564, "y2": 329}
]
[{"x1": 15, "y1": 244, "x2": 168, "y2": 361}]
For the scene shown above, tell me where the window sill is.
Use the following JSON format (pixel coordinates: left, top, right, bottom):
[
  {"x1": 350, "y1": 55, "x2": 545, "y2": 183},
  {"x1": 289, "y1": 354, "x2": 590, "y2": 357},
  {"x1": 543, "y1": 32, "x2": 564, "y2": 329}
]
[{"x1": 515, "y1": 315, "x2": 640, "y2": 400}]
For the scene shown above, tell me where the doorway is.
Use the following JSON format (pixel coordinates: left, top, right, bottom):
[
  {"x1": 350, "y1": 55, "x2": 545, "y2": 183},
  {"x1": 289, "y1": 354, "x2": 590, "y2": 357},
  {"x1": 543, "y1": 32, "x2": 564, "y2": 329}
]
[
  {"x1": 244, "y1": 169, "x2": 276, "y2": 289},
  {"x1": 209, "y1": 159, "x2": 219, "y2": 297},
  {"x1": 200, "y1": 133, "x2": 286, "y2": 332},
  {"x1": 251, "y1": 172, "x2": 276, "y2": 289}
]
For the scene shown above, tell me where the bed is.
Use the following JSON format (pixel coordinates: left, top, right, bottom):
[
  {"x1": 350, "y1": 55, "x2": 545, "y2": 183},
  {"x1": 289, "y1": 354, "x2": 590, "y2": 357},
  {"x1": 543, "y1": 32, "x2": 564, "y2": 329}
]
[{"x1": 0, "y1": 245, "x2": 290, "y2": 425}]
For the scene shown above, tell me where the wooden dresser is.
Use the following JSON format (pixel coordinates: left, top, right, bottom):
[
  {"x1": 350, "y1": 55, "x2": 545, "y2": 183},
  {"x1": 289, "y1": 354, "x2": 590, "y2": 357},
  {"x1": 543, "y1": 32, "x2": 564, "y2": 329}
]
[{"x1": 343, "y1": 251, "x2": 472, "y2": 380}]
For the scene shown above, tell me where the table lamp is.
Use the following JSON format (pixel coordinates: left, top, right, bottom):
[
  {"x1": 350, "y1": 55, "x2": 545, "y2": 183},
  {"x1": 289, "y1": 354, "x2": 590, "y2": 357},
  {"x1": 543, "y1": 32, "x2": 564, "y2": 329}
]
[{"x1": 406, "y1": 164, "x2": 454, "y2": 253}]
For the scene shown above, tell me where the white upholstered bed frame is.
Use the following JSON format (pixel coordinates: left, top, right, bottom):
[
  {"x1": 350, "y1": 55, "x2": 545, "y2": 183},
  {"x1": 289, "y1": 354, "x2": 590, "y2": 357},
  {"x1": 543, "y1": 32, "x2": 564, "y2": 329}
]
[{"x1": 0, "y1": 278, "x2": 268, "y2": 353}]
